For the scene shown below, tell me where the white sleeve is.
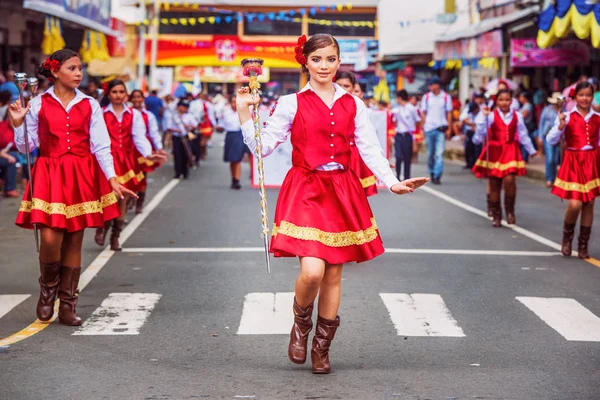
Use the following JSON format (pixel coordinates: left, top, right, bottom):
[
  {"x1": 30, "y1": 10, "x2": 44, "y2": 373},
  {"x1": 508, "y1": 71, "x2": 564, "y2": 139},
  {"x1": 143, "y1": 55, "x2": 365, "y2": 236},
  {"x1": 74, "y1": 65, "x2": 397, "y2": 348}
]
[
  {"x1": 516, "y1": 113, "x2": 536, "y2": 154},
  {"x1": 147, "y1": 112, "x2": 163, "y2": 150},
  {"x1": 459, "y1": 106, "x2": 469, "y2": 121},
  {"x1": 445, "y1": 95, "x2": 453, "y2": 112},
  {"x1": 240, "y1": 94, "x2": 295, "y2": 157},
  {"x1": 472, "y1": 112, "x2": 491, "y2": 145},
  {"x1": 353, "y1": 98, "x2": 400, "y2": 189},
  {"x1": 411, "y1": 105, "x2": 421, "y2": 123},
  {"x1": 131, "y1": 109, "x2": 152, "y2": 157},
  {"x1": 208, "y1": 103, "x2": 217, "y2": 126},
  {"x1": 546, "y1": 114, "x2": 567, "y2": 146},
  {"x1": 13, "y1": 95, "x2": 40, "y2": 153},
  {"x1": 89, "y1": 99, "x2": 116, "y2": 180}
]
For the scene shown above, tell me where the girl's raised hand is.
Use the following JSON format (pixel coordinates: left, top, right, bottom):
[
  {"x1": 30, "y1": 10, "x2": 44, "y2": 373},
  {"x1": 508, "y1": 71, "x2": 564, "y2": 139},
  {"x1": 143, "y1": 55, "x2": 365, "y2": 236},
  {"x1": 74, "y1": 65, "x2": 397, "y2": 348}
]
[
  {"x1": 236, "y1": 87, "x2": 260, "y2": 109},
  {"x1": 8, "y1": 99, "x2": 30, "y2": 127}
]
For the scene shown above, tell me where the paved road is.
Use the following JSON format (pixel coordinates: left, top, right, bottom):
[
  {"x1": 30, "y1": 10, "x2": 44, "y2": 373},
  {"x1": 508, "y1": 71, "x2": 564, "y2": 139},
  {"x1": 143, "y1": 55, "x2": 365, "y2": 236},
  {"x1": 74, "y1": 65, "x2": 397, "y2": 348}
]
[{"x1": 1, "y1": 147, "x2": 599, "y2": 400}]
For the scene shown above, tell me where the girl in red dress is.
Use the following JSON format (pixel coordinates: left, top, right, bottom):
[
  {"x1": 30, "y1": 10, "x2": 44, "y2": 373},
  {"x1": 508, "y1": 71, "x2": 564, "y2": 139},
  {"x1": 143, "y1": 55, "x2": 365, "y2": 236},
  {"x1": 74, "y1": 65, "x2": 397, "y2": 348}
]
[
  {"x1": 129, "y1": 89, "x2": 168, "y2": 213},
  {"x1": 335, "y1": 70, "x2": 378, "y2": 196},
  {"x1": 236, "y1": 34, "x2": 428, "y2": 374},
  {"x1": 472, "y1": 89, "x2": 538, "y2": 227},
  {"x1": 547, "y1": 81, "x2": 600, "y2": 259},
  {"x1": 9, "y1": 49, "x2": 137, "y2": 325},
  {"x1": 94, "y1": 80, "x2": 166, "y2": 251}
]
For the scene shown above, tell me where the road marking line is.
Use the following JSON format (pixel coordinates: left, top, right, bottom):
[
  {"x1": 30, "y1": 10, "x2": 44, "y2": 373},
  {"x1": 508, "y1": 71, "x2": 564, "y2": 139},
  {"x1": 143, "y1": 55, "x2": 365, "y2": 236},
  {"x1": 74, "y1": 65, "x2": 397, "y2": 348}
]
[
  {"x1": 0, "y1": 179, "x2": 179, "y2": 347},
  {"x1": 122, "y1": 247, "x2": 560, "y2": 256},
  {"x1": 73, "y1": 293, "x2": 161, "y2": 336},
  {"x1": 516, "y1": 296, "x2": 600, "y2": 342},
  {"x1": 380, "y1": 293, "x2": 466, "y2": 337},
  {"x1": 0, "y1": 295, "x2": 31, "y2": 319},
  {"x1": 421, "y1": 186, "x2": 600, "y2": 268},
  {"x1": 237, "y1": 292, "x2": 294, "y2": 335}
]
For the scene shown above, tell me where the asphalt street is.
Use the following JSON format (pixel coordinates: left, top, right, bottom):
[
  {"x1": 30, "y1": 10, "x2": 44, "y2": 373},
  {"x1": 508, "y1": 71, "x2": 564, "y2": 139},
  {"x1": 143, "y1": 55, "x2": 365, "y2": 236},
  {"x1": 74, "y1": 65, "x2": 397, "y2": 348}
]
[{"x1": 0, "y1": 144, "x2": 599, "y2": 400}]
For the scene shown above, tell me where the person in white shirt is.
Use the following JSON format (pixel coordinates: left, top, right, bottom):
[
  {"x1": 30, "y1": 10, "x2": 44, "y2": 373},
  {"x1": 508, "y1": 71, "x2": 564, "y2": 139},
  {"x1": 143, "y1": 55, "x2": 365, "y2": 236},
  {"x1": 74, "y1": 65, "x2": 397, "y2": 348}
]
[
  {"x1": 392, "y1": 89, "x2": 421, "y2": 180},
  {"x1": 163, "y1": 100, "x2": 199, "y2": 179},
  {"x1": 420, "y1": 77, "x2": 452, "y2": 184},
  {"x1": 217, "y1": 96, "x2": 247, "y2": 189}
]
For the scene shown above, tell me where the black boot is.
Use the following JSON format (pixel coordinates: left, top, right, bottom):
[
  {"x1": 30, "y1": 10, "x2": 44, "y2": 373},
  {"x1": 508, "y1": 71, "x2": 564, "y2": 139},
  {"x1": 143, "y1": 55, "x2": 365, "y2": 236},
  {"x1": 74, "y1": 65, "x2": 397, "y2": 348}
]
[{"x1": 231, "y1": 178, "x2": 241, "y2": 190}]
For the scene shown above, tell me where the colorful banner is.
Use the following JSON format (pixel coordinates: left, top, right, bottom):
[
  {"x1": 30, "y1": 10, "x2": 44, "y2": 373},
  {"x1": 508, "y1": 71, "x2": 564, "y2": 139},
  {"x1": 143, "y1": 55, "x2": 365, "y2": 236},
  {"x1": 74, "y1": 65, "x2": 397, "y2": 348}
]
[
  {"x1": 510, "y1": 39, "x2": 590, "y2": 67},
  {"x1": 434, "y1": 29, "x2": 503, "y2": 60},
  {"x1": 23, "y1": 0, "x2": 118, "y2": 36},
  {"x1": 175, "y1": 66, "x2": 270, "y2": 83},
  {"x1": 107, "y1": 19, "x2": 127, "y2": 57},
  {"x1": 144, "y1": 35, "x2": 299, "y2": 68}
]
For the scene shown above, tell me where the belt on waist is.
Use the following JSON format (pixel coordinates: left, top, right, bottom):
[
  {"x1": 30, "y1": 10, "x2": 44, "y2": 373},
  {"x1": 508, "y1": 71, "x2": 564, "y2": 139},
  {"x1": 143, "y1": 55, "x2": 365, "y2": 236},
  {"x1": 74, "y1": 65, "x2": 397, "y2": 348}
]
[{"x1": 396, "y1": 131, "x2": 411, "y2": 136}]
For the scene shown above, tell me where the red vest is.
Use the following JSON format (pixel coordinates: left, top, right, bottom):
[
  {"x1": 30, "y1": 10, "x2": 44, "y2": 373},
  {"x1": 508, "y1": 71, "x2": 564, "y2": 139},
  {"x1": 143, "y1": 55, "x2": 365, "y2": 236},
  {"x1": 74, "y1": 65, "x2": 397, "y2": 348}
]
[
  {"x1": 199, "y1": 101, "x2": 212, "y2": 134},
  {"x1": 140, "y1": 110, "x2": 157, "y2": 151},
  {"x1": 37, "y1": 94, "x2": 92, "y2": 158},
  {"x1": 565, "y1": 112, "x2": 600, "y2": 149},
  {"x1": 489, "y1": 109, "x2": 518, "y2": 144},
  {"x1": 291, "y1": 90, "x2": 356, "y2": 170},
  {"x1": 104, "y1": 108, "x2": 134, "y2": 153}
]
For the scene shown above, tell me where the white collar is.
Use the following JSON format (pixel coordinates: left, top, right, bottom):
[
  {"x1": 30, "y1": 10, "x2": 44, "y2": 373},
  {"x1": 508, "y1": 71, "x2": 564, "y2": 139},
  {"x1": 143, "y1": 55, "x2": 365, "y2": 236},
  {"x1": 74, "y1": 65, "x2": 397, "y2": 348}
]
[
  {"x1": 299, "y1": 82, "x2": 348, "y2": 104},
  {"x1": 42, "y1": 86, "x2": 91, "y2": 110},
  {"x1": 104, "y1": 102, "x2": 133, "y2": 114},
  {"x1": 568, "y1": 106, "x2": 600, "y2": 121}
]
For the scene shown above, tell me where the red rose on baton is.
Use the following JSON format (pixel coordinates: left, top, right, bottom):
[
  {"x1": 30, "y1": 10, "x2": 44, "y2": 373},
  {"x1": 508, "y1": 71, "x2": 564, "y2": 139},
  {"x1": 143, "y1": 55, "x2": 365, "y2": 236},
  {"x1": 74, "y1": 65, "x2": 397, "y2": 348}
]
[{"x1": 569, "y1": 87, "x2": 576, "y2": 98}]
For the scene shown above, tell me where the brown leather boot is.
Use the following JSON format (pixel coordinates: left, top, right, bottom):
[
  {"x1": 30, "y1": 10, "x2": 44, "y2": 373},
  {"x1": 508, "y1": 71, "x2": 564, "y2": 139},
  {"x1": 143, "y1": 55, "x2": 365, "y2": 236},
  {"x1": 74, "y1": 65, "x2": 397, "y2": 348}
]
[
  {"x1": 487, "y1": 194, "x2": 492, "y2": 217},
  {"x1": 94, "y1": 221, "x2": 112, "y2": 247},
  {"x1": 561, "y1": 222, "x2": 576, "y2": 257},
  {"x1": 135, "y1": 192, "x2": 146, "y2": 214},
  {"x1": 126, "y1": 196, "x2": 135, "y2": 210},
  {"x1": 490, "y1": 201, "x2": 502, "y2": 227},
  {"x1": 311, "y1": 315, "x2": 340, "y2": 374},
  {"x1": 110, "y1": 219, "x2": 124, "y2": 251},
  {"x1": 504, "y1": 196, "x2": 516, "y2": 225},
  {"x1": 288, "y1": 299, "x2": 314, "y2": 365},
  {"x1": 577, "y1": 226, "x2": 592, "y2": 259},
  {"x1": 57, "y1": 266, "x2": 82, "y2": 326},
  {"x1": 36, "y1": 260, "x2": 61, "y2": 321}
]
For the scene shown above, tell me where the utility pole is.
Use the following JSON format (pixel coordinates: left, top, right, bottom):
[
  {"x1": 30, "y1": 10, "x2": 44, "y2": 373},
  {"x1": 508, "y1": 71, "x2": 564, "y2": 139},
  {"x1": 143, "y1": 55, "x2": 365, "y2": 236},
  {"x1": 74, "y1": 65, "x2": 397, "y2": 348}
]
[
  {"x1": 136, "y1": 1, "x2": 146, "y2": 89},
  {"x1": 149, "y1": 0, "x2": 160, "y2": 89}
]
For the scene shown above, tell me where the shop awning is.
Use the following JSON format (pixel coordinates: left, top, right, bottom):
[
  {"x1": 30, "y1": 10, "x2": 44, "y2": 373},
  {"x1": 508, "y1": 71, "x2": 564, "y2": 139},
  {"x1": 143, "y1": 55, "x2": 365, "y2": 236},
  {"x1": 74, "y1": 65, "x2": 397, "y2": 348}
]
[
  {"x1": 437, "y1": 6, "x2": 540, "y2": 43},
  {"x1": 537, "y1": 0, "x2": 600, "y2": 48}
]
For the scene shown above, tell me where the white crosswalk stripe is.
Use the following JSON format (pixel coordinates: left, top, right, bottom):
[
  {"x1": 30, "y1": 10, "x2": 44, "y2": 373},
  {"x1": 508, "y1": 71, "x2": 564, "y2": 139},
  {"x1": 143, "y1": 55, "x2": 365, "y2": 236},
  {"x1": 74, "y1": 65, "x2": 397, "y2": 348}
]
[
  {"x1": 73, "y1": 293, "x2": 162, "y2": 336},
  {"x1": 379, "y1": 293, "x2": 466, "y2": 337},
  {"x1": 0, "y1": 295, "x2": 31, "y2": 319},
  {"x1": 516, "y1": 296, "x2": 600, "y2": 342},
  {"x1": 237, "y1": 292, "x2": 295, "y2": 335}
]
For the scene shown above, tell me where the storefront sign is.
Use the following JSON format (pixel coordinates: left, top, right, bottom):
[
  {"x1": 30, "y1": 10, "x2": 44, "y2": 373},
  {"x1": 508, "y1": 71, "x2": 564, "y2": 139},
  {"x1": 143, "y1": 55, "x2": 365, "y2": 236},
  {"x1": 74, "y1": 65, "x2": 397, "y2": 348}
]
[
  {"x1": 175, "y1": 66, "x2": 270, "y2": 83},
  {"x1": 23, "y1": 0, "x2": 117, "y2": 36},
  {"x1": 434, "y1": 29, "x2": 503, "y2": 60},
  {"x1": 338, "y1": 39, "x2": 378, "y2": 70},
  {"x1": 510, "y1": 39, "x2": 590, "y2": 67}
]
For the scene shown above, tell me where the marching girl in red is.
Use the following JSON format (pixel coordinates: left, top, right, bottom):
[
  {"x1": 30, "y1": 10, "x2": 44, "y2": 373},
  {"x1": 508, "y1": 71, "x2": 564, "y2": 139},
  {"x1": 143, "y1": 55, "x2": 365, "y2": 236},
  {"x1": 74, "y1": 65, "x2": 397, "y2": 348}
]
[
  {"x1": 236, "y1": 34, "x2": 428, "y2": 374},
  {"x1": 547, "y1": 81, "x2": 600, "y2": 259},
  {"x1": 129, "y1": 89, "x2": 168, "y2": 213},
  {"x1": 334, "y1": 70, "x2": 378, "y2": 196},
  {"x1": 472, "y1": 89, "x2": 537, "y2": 227},
  {"x1": 9, "y1": 49, "x2": 137, "y2": 325},
  {"x1": 94, "y1": 80, "x2": 166, "y2": 251}
]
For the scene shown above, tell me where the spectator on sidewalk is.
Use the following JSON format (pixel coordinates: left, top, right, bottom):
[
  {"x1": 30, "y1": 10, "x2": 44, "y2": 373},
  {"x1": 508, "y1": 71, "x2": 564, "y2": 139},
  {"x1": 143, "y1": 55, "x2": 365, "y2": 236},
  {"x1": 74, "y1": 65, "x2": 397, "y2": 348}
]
[
  {"x1": 539, "y1": 92, "x2": 562, "y2": 188},
  {"x1": 420, "y1": 77, "x2": 452, "y2": 184},
  {"x1": 392, "y1": 89, "x2": 421, "y2": 180},
  {"x1": 0, "y1": 90, "x2": 18, "y2": 197},
  {"x1": 460, "y1": 93, "x2": 484, "y2": 169},
  {"x1": 518, "y1": 92, "x2": 536, "y2": 163},
  {"x1": 0, "y1": 69, "x2": 19, "y2": 102}
]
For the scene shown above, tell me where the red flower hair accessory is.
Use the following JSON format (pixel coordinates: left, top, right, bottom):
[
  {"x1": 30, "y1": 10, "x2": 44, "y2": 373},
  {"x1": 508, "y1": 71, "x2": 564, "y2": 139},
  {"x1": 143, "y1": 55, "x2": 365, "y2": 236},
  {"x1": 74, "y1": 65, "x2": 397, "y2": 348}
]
[
  {"x1": 569, "y1": 87, "x2": 576, "y2": 98},
  {"x1": 42, "y1": 58, "x2": 61, "y2": 72},
  {"x1": 295, "y1": 34, "x2": 307, "y2": 65}
]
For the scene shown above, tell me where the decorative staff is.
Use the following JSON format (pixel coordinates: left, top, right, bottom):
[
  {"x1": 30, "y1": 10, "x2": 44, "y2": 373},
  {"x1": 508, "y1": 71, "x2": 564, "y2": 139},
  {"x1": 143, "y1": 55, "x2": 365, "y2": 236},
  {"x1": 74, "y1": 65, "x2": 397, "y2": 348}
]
[
  {"x1": 14, "y1": 72, "x2": 39, "y2": 252},
  {"x1": 556, "y1": 95, "x2": 566, "y2": 167},
  {"x1": 484, "y1": 92, "x2": 492, "y2": 178},
  {"x1": 241, "y1": 57, "x2": 270, "y2": 274}
]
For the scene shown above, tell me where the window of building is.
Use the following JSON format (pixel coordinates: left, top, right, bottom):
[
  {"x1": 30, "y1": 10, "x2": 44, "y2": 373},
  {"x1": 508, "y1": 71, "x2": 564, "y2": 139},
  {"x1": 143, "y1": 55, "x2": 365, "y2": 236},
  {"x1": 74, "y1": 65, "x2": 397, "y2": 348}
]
[
  {"x1": 308, "y1": 13, "x2": 376, "y2": 37},
  {"x1": 243, "y1": 18, "x2": 301, "y2": 36},
  {"x1": 159, "y1": 12, "x2": 238, "y2": 35}
]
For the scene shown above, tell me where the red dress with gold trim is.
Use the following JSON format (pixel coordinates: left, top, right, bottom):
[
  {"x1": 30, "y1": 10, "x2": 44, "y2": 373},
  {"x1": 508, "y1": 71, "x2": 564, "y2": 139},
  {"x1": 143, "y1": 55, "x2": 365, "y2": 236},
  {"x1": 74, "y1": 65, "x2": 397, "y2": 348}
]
[
  {"x1": 135, "y1": 110, "x2": 159, "y2": 177},
  {"x1": 104, "y1": 109, "x2": 145, "y2": 192},
  {"x1": 551, "y1": 112, "x2": 600, "y2": 202},
  {"x1": 199, "y1": 102, "x2": 213, "y2": 138},
  {"x1": 472, "y1": 109, "x2": 526, "y2": 178},
  {"x1": 15, "y1": 95, "x2": 120, "y2": 232},
  {"x1": 350, "y1": 143, "x2": 378, "y2": 196},
  {"x1": 271, "y1": 90, "x2": 384, "y2": 264}
]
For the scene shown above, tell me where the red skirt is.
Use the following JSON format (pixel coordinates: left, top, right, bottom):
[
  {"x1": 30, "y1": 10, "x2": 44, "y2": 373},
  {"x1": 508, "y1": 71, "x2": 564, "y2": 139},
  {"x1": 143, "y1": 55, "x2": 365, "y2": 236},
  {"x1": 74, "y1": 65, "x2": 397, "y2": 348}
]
[
  {"x1": 271, "y1": 166, "x2": 384, "y2": 264},
  {"x1": 551, "y1": 150, "x2": 600, "y2": 202},
  {"x1": 350, "y1": 144, "x2": 378, "y2": 197},
  {"x1": 15, "y1": 154, "x2": 120, "y2": 232},
  {"x1": 472, "y1": 141, "x2": 526, "y2": 178},
  {"x1": 113, "y1": 149, "x2": 145, "y2": 192}
]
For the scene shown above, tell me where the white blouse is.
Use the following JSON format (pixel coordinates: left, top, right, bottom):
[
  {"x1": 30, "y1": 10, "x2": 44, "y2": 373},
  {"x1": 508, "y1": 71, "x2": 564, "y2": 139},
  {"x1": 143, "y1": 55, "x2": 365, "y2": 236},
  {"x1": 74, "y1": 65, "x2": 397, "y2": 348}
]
[
  {"x1": 546, "y1": 107, "x2": 600, "y2": 150},
  {"x1": 240, "y1": 82, "x2": 400, "y2": 189},
  {"x1": 103, "y1": 103, "x2": 152, "y2": 159},
  {"x1": 473, "y1": 109, "x2": 536, "y2": 155},
  {"x1": 141, "y1": 109, "x2": 163, "y2": 150},
  {"x1": 13, "y1": 86, "x2": 117, "y2": 180}
]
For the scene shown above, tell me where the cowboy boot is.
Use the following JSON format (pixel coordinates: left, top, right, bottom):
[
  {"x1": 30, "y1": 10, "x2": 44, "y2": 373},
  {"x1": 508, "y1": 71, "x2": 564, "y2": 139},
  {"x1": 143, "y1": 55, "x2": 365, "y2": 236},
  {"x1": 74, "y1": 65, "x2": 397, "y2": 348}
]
[
  {"x1": 504, "y1": 195, "x2": 516, "y2": 225},
  {"x1": 577, "y1": 226, "x2": 592, "y2": 259},
  {"x1": 288, "y1": 299, "x2": 314, "y2": 365},
  {"x1": 487, "y1": 194, "x2": 492, "y2": 217},
  {"x1": 311, "y1": 315, "x2": 340, "y2": 374},
  {"x1": 490, "y1": 201, "x2": 502, "y2": 227},
  {"x1": 57, "y1": 266, "x2": 82, "y2": 326},
  {"x1": 561, "y1": 222, "x2": 576, "y2": 257},
  {"x1": 36, "y1": 260, "x2": 61, "y2": 321},
  {"x1": 110, "y1": 219, "x2": 124, "y2": 251},
  {"x1": 94, "y1": 220, "x2": 112, "y2": 247},
  {"x1": 135, "y1": 191, "x2": 146, "y2": 214}
]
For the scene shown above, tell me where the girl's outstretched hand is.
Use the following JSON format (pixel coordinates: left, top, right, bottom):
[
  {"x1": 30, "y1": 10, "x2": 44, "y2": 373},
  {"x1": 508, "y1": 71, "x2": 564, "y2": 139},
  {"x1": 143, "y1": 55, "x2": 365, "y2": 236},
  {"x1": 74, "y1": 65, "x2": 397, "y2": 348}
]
[{"x1": 391, "y1": 177, "x2": 430, "y2": 195}]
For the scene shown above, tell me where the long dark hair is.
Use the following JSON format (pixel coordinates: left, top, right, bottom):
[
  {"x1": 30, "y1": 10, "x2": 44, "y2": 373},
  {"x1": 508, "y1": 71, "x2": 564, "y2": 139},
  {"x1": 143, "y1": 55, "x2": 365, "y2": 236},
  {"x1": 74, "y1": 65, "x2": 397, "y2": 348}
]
[
  {"x1": 300, "y1": 33, "x2": 340, "y2": 76},
  {"x1": 574, "y1": 81, "x2": 594, "y2": 96},
  {"x1": 37, "y1": 49, "x2": 79, "y2": 79}
]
